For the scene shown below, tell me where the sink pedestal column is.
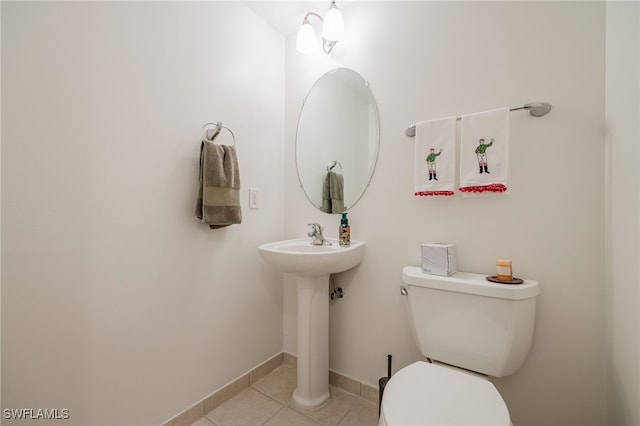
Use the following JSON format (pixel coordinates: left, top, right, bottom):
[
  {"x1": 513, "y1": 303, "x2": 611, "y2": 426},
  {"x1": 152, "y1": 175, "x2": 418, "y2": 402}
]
[
  {"x1": 292, "y1": 274, "x2": 330, "y2": 408},
  {"x1": 257, "y1": 238, "x2": 365, "y2": 409}
]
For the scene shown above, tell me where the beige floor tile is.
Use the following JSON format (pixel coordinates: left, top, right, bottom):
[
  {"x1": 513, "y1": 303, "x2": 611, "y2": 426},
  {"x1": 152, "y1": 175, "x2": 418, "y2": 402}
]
[
  {"x1": 263, "y1": 407, "x2": 322, "y2": 426},
  {"x1": 337, "y1": 399, "x2": 378, "y2": 426},
  {"x1": 252, "y1": 363, "x2": 297, "y2": 404},
  {"x1": 191, "y1": 358, "x2": 379, "y2": 426},
  {"x1": 163, "y1": 402, "x2": 204, "y2": 426},
  {"x1": 205, "y1": 388, "x2": 283, "y2": 426},
  {"x1": 290, "y1": 387, "x2": 359, "y2": 426},
  {"x1": 190, "y1": 417, "x2": 215, "y2": 426},
  {"x1": 204, "y1": 374, "x2": 251, "y2": 414}
]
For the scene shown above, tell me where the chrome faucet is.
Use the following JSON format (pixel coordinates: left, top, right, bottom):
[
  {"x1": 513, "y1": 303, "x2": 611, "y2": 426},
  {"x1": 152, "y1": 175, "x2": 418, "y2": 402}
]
[{"x1": 307, "y1": 223, "x2": 330, "y2": 246}]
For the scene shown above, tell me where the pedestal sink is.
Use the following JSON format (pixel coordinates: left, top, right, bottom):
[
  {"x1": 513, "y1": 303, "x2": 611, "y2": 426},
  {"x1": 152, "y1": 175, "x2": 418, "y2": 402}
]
[{"x1": 258, "y1": 238, "x2": 366, "y2": 408}]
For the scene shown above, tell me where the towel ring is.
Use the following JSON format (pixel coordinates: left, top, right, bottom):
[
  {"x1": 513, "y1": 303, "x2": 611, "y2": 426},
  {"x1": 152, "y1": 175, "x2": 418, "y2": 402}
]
[
  {"x1": 201, "y1": 122, "x2": 236, "y2": 146},
  {"x1": 327, "y1": 160, "x2": 342, "y2": 172}
]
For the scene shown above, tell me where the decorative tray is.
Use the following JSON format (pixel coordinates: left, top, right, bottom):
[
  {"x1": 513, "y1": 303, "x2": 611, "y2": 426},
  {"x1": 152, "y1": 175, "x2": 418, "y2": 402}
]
[{"x1": 486, "y1": 276, "x2": 524, "y2": 285}]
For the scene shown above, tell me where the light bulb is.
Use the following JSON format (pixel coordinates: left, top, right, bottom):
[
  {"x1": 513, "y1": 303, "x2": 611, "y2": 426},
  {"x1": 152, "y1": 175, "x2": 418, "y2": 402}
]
[
  {"x1": 321, "y1": 3, "x2": 344, "y2": 42},
  {"x1": 296, "y1": 20, "x2": 317, "y2": 54}
]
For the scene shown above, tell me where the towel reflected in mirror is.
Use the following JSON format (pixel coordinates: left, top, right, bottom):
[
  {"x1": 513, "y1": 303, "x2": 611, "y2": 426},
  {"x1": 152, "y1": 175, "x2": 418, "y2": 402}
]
[{"x1": 321, "y1": 171, "x2": 345, "y2": 214}]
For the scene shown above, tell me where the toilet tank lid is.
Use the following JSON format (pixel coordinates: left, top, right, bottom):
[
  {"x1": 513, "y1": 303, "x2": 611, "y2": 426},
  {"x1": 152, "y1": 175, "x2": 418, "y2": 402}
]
[{"x1": 402, "y1": 266, "x2": 540, "y2": 300}]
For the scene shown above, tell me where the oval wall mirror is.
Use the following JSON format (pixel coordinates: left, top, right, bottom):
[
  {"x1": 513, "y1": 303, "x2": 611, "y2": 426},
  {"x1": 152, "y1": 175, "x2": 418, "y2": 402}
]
[{"x1": 295, "y1": 68, "x2": 380, "y2": 213}]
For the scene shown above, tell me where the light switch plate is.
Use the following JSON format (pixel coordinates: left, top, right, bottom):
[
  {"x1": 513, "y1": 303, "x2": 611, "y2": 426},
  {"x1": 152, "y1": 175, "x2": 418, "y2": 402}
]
[{"x1": 249, "y1": 188, "x2": 260, "y2": 209}]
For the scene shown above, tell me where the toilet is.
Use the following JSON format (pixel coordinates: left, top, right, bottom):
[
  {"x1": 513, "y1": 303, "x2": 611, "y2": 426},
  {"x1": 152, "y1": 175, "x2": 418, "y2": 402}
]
[{"x1": 379, "y1": 266, "x2": 540, "y2": 426}]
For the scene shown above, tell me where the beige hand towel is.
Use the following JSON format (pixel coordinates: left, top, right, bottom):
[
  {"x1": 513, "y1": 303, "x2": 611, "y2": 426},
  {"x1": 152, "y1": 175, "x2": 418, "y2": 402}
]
[
  {"x1": 196, "y1": 141, "x2": 242, "y2": 228},
  {"x1": 321, "y1": 171, "x2": 345, "y2": 214}
]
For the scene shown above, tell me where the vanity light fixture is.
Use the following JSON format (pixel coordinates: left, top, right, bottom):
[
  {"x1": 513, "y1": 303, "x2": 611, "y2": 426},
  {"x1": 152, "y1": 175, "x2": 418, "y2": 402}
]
[{"x1": 296, "y1": 0, "x2": 344, "y2": 54}]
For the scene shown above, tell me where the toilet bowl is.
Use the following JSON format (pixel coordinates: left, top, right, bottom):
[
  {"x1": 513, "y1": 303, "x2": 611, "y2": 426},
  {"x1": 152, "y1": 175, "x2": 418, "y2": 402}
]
[
  {"x1": 379, "y1": 361, "x2": 510, "y2": 426},
  {"x1": 378, "y1": 267, "x2": 540, "y2": 426}
]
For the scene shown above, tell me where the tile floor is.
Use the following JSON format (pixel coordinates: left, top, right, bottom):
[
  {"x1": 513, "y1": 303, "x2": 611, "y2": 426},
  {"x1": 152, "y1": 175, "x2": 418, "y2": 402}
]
[{"x1": 190, "y1": 363, "x2": 379, "y2": 426}]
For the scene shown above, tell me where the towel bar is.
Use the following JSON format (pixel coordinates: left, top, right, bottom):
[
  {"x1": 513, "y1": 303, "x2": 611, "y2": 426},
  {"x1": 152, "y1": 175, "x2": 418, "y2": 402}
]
[
  {"x1": 404, "y1": 102, "x2": 551, "y2": 137},
  {"x1": 201, "y1": 122, "x2": 236, "y2": 145}
]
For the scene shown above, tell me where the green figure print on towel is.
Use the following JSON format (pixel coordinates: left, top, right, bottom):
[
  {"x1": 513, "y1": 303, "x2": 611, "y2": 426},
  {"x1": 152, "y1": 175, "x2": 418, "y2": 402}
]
[{"x1": 475, "y1": 138, "x2": 494, "y2": 174}]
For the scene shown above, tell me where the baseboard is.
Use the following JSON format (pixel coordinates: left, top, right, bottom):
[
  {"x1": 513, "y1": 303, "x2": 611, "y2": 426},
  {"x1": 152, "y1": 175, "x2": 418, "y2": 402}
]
[
  {"x1": 161, "y1": 351, "x2": 378, "y2": 426},
  {"x1": 160, "y1": 352, "x2": 283, "y2": 426},
  {"x1": 283, "y1": 352, "x2": 378, "y2": 404}
]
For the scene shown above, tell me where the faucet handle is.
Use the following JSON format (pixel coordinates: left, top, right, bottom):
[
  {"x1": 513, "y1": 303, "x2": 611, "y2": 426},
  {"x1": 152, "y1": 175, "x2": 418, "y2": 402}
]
[
  {"x1": 307, "y1": 223, "x2": 322, "y2": 233},
  {"x1": 307, "y1": 223, "x2": 331, "y2": 245}
]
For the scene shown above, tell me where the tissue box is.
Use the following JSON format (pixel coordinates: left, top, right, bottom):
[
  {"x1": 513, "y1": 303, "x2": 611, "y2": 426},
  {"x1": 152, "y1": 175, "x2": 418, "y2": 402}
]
[{"x1": 421, "y1": 243, "x2": 457, "y2": 276}]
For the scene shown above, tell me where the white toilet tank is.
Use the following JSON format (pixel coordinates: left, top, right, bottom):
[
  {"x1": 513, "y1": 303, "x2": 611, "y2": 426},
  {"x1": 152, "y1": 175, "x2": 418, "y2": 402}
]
[{"x1": 402, "y1": 266, "x2": 540, "y2": 377}]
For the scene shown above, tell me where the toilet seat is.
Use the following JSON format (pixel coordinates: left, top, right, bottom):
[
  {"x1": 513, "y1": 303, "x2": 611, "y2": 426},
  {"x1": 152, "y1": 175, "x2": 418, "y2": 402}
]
[{"x1": 380, "y1": 361, "x2": 510, "y2": 426}]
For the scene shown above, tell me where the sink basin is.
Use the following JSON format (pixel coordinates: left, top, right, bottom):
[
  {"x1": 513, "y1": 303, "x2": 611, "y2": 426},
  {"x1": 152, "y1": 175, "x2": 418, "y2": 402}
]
[
  {"x1": 257, "y1": 237, "x2": 366, "y2": 408},
  {"x1": 258, "y1": 238, "x2": 366, "y2": 276}
]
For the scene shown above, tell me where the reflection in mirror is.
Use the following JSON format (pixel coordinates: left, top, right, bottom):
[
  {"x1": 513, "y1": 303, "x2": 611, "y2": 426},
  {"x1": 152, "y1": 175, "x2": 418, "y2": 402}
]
[{"x1": 296, "y1": 68, "x2": 379, "y2": 213}]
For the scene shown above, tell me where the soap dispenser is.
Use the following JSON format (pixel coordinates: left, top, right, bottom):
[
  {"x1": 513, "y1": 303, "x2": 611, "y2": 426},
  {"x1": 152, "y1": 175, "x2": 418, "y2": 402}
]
[{"x1": 339, "y1": 212, "x2": 351, "y2": 246}]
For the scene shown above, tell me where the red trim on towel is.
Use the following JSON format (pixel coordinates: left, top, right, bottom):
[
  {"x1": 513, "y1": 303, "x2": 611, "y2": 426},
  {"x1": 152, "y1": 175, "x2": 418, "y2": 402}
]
[
  {"x1": 415, "y1": 191, "x2": 455, "y2": 197},
  {"x1": 459, "y1": 184, "x2": 508, "y2": 193}
]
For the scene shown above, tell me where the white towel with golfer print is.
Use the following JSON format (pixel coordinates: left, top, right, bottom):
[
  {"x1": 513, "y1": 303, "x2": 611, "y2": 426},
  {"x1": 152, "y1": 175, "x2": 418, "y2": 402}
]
[
  {"x1": 414, "y1": 117, "x2": 457, "y2": 196},
  {"x1": 459, "y1": 107, "x2": 510, "y2": 194}
]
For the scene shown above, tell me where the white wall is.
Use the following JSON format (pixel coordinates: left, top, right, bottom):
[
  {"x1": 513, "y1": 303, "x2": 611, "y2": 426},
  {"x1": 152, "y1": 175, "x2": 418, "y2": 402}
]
[
  {"x1": 1, "y1": 2, "x2": 285, "y2": 425},
  {"x1": 4, "y1": 2, "x2": 629, "y2": 426},
  {"x1": 0, "y1": 0, "x2": 3, "y2": 414},
  {"x1": 605, "y1": 2, "x2": 640, "y2": 425},
  {"x1": 284, "y1": 2, "x2": 606, "y2": 425}
]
